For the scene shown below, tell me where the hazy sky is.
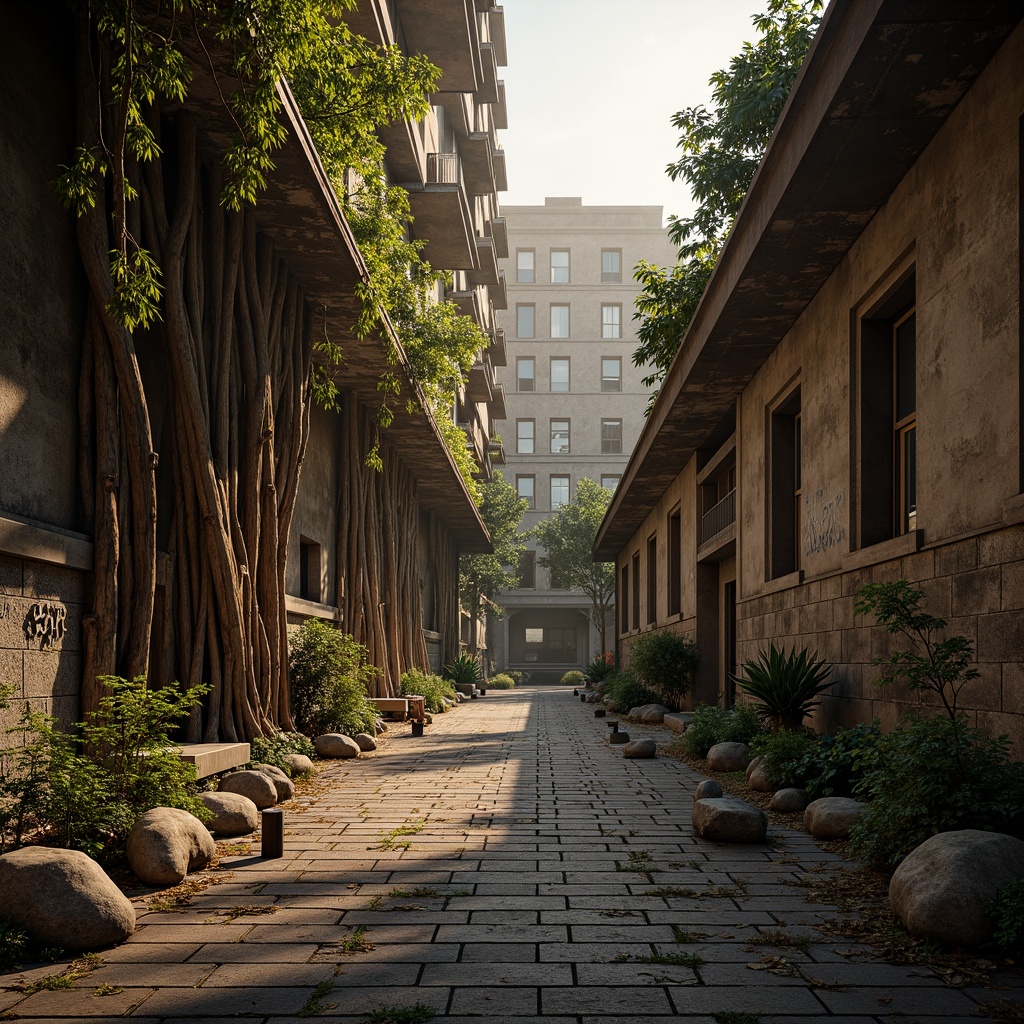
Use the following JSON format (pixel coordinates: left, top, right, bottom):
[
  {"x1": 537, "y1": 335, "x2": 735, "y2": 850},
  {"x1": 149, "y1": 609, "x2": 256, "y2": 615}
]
[{"x1": 499, "y1": 0, "x2": 765, "y2": 223}]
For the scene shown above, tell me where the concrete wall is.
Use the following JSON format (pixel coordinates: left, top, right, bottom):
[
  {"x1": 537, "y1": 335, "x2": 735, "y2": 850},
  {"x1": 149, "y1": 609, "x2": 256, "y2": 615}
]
[{"x1": 615, "y1": 22, "x2": 1024, "y2": 747}]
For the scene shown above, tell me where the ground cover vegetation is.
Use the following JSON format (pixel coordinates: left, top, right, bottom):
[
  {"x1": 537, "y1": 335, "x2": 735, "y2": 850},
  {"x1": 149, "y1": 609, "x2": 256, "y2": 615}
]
[
  {"x1": 628, "y1": 631, "x2": 698, "y2": 710},
  {"x1": 487, "y1": 674, "x2": 516, "y2": 690},
  {"x1": 52, "y1": 0, "x2": 504, "y2": 739},
  {"x1": 399, "y1": 670, "x2": 457, "y2": 714},
  {"x1": 633, "y1": 0, "x2": 823, "y2": 399}
]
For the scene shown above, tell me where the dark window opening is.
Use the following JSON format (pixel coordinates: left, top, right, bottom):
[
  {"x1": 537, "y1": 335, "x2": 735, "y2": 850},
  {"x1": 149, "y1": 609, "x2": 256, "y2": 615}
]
[
  {"x1": 770, "y1": 388, "x2": 801, "y2": 578},
  {"x1": 668, "y1": 509, "x2": 681, "y2": 616},
  {"x1": 300, "y1": 537, "x2": 322, "y2": 603},
  {"x1": 620, "y1": 564, "x2": 630, "y2": 634},
  {"x1": 631, "y1": 552, "x2": 640, "y2": 632},
  {"x1": 646, "y1": 535, "x2": 657, "y2": 625}
]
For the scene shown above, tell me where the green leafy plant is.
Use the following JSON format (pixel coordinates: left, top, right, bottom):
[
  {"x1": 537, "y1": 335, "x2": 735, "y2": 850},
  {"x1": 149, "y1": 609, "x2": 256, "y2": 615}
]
[
  {"x1": 848, "y1": 715, "x2": 1024, "y2": 870},
  {"x1": 442, "y1": 653, "x2": 482, "y2": 688},
  {"x1": 399, "y1": 670, "x2": 456, "y2": 713},
  {"x1": 986, "y1": 879, "x2": 1024, "y2": 953},
  {"x1": 796, "y1": 720, "x2": 881, "y2": 798},
  {"x1": 629, "y1": 631, "x2": 699, "y2": 710},
  {"x1": 560, "y1": 670, "x2": 585, "y2": 687},
  {"x1": 731, "y1": 645, "x2": 833, "y2": 731},
  {"x1": 249, "y1": 732, "x2": 316, "y2": 775},
  {"x1": 683, "y1": 702, "x2": 765, "y2": 758},
  {"x1": 586, "y1": 652, "x2": 615, "y2": 683},
  {"x1": 365, "y1": 1004, "x2": 436, "y2": 1024},
  {"x1": 288, "y1": 620, "x2": 379, "y2": 737},
  {"x1": 750, "y1": 729, "x2": 817, "y2": 789},
  {"x1": 602, "y1": 669, "x2": 661, "y2": 714},
  {"x1": 506, "y1": 670, "x2": 528, "y2": 685},
  {"x1": 487, "y1": 674, "x2": 516, "y2": 690},
  {"x1": 0, "y1": 922, "x2": 29, "y2": 969}
]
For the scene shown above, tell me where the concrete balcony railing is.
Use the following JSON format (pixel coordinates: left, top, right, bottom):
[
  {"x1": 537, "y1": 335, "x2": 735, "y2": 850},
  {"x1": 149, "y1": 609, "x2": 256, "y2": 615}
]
[
  {"x1": 700, "y1": 488, "x2": 736, "y2": 545},
  {"x1": 487, "y1": 327, "x2": 506, "y2": 367},
  {"x1": 488, "y1": 382, "x2": 507, "y2": 421},
  {"x1": 403, "y1": 154, "x2": 475, "y2": 270},
  {"x1": 427, "y1": 151, "x2": 459, "y2": 185}
]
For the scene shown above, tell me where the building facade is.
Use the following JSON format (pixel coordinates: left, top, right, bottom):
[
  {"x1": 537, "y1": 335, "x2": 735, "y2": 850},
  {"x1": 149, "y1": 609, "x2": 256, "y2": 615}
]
[
  {"x1": 492, "y1": 198, "x2": 674, "y2": 682},
  {"x1": 594, "y1": 3, "x2": 1024, "y2": 750}
]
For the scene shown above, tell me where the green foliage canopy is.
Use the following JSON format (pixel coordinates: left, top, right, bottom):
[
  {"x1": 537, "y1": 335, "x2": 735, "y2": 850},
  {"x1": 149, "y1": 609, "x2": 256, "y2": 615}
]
[{"x1": 633, "y1": 0, "x2": 822, "y2": 395}]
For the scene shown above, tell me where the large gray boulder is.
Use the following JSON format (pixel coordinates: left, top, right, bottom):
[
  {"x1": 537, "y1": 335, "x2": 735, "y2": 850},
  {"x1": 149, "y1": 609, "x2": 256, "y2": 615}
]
[
  {"x1": 198, "y1": 791, "x2": 259, "y2": 837},
  {"x1": 804, "y1": 797, "x2": 866, "y2": 839},
  {"x1": 890, "y1": 830, "x2": 1024, "y2": 949},
  {"x1": 252, "y1": 763, "x2": 296, "y2": 802},
  {"x1": 0, "y1": 848, "x2": 135, "y2": 950},
  {"x1": 770, "y1": 788, "x2": 809, "y2": 813},
  {"x1": 282, "y1": 752, "x2": 314, "y2": 777},
  {"x1": 315, "y1": 733, "x2": 361, "y2": 758},
  {"x1": 706, "y1": 741, "x2": 752, "y2": 772},
  {"x1": 219, "y1": 769, "x2": 278, "y2": 809},
  {"x1": 626, "y1": 703, "x2": 673, "y2": 724},
  {"x1": 353, "y1": 733, "x2": 378, "y2": 752},
  {"x1": 622, "y1": 738, "x2": 657, "y2": 759},
  {"x1": 747, "y1": 761, "x2": 774, "y2": 793},
  {"x1": 694, "y1": 779, "x2": 723, "y2": 801},
  {"x1": 693, "y1": 796, "x2": 768, "y2": 843},
  {"x1": 126, "y1": 807, "x2": 216, "y2": 886}
]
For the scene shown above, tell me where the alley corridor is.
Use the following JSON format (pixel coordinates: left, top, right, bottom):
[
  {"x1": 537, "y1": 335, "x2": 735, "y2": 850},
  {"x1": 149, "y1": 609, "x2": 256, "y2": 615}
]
[{"x1": 2, "y1": 687, "x2": 1021, "y2": 1022}]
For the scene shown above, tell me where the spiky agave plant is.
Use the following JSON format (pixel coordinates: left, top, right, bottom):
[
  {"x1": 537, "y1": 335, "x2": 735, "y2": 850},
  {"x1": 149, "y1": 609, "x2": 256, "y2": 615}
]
[
  {"x1": 442, "y1": 653, "x2": 483, "y2": 687},
  {"x1": 731, "y1": 644, "x2": 833, "y2": 731}
]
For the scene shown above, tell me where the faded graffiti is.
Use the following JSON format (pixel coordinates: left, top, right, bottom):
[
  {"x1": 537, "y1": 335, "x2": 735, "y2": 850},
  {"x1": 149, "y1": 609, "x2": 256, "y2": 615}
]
[
  {"x1": 0, "y1": 601, "x2": 8, "y2": 619},
  {"x1": 23, "y1": 602, "x2": 67, "y2": 650},
  {"x1": 803, "y1": 489, "x2": 846, "y2": 557}
]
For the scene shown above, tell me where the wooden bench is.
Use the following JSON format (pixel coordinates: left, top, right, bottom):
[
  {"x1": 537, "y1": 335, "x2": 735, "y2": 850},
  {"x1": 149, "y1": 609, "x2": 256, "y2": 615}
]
[
  {"x1": 371, "y1": 698, "x2": 409, "y2": 721},
  {"x1": 176, "y1": 742, "x2": 251, "y2": 778}
]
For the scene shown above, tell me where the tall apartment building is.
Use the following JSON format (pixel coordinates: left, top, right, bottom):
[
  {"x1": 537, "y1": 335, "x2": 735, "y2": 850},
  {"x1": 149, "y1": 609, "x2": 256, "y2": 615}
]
[{"x1": 491, "y1": 198, "x2": 675, "y2": 681}]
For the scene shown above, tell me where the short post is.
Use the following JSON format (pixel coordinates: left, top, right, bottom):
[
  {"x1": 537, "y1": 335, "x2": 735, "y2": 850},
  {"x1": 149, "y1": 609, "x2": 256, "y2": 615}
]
[
  {"x1": 261, "y1": 808, "x2": 284, "y2": 859},
  {"x1": 572, "y1": 689, "x2": 579, "y2": 696},
  {"x1": 594, "y1": 708, "x2": 606, "y2": 719},
  {"x1": 580, "y1": 694, "x2": 587, "y2": 703},
  {"x1": 412, "y1": 720, "x2": 425, "y2": 737},
  {"x1": 608, "y1": 720, "x2": 619, "y2": 733}
]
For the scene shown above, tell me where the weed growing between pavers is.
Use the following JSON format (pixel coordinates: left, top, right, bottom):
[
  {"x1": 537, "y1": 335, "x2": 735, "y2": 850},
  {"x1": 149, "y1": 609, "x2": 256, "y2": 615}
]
[
  {"x1": 145, "y1": 876, "x2": 214, "y2": 913},
  {"x1": 615, "y1": 950, "x2": 705, "y2": 968},
  {"x1": 92, "y1": 983, "x2": 124, "y2": 997},
  {"x1": 221, "y1": 905, "x2": 279, "y2": 923},
  {"x1": 364, "y1": 1003, "x2": 435, "y2": 1024},
  {"x1": 712, "y1": 1013, "x2": 760, "y2": 1024},
  {"x1": 17, "y1": 952, "x2": 104, "y2": 993},
  {"x1": 978, "y1": 999, "x2": 1024, "y2": 1021},
  {"x1": 672, "y1": 926, "x2": 701, "y2": 943},
  {"x1": 654, "y1": 882, "x2": 748, "y2": 900},
  {"x1": 377, "y1": 819, "x2": 425, "y2": 851},
  {"x1": 297, "y1": 979, "x2": 336, "y2": 1017},
  {"x1": 337, "y1": 926, "x2": 374, "y2": 953},
  {"x1": 748, "y1": 929, "x2": 813, "y2": 953}
]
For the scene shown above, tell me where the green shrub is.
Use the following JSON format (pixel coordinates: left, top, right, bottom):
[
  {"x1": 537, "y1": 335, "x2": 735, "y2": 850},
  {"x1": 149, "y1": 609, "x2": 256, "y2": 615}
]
[
  {"x1": 560, "y1": 670, "x2": 585, "y2": 687},
  {"x1": 0, "y1": 676, "x2": 209, "y2": 858},
  {"x1": 442, "y1": 653, "x2": 482, "y2": 687},
  {"x1": 849, "y1": 715, "x2": 1024, "y2": 870},
  {"x1": 0, "y1": 921, "x2": 28, "y2": 968},
  {"x1": 400, "y1": 669, "x2": 456, "y2": 713},
  {"x1": 250, "y1": 732, "x2": 316, "y2": 774},
  {"x1": 603, "y1": 669, "x2": 661, "y2": 714},
  {"x1": 488, "y1": 673, "x2": 516, "y2": 690},
  {"x1": 507, "y1": 670, "x2": 528, "y2": 685},
  {"x1": 987, "y1": 878, "x2": 1024, "y2": 954},
  {"x1": 683, "y1": 702, "x2": 765, "y2": 758},
  {"x1": 797, "y1": 720, "x2": 881, "y2": 798},
  {"x1": 750, "y1": 729, "x2": 817, "y2": 789},
  {"x1": 288, "y1": 620, "x2": 379, "y2": 737},
  {"x1": 732, "y1": 644, "x2": 833, "y2": 731},
  {"x1": 586, "y1": 653, "x2": 615, "y2": 683},
  {"x1": 629, "y1": 631, "x2": 698, "y2": 710}
]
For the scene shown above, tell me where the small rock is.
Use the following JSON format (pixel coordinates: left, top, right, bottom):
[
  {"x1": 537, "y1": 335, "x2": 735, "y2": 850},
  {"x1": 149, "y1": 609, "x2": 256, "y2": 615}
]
[
  {"x1": 315, "y1": 733, "x2": 361, "y2": 758},
  {"x1": 0, "y1": 848, "x2": 135, "y2": 950},
  {"x1": 694, "y1": 779, "x2": 723, "y2": 801},
  {"x1": 744, "y1": 756, "x2": 762, "y2": 782},
  {"x1": 252, "y1": 763, "x2": 296, "y2": 802},
  {"x1": 747, "y1": 762, "x2": 774, "y2": 793},
  {"x1": 622, "y1": 738, "x2": 657, "y2": 758},
  {"x1": 219, "y1": 770, "x2": 278, "y2": 809},
  {"x1": 770, "y1": 788, "x2": 809, "y2": 813},
  {"x1": 640, "y1": 704, "x2": 673, "y2": 724},
  {"x1": 282, "y1": 753, "x2": 314, "y2": 777},
  {"x1": 198, "y1": 791, "x2": 259, "y2": 837},
  {"x1": 706, "y1": 741, "x2": 752, "y2": 772},
  {"x1": 803, "y1": 796, "x2": 866, "y2": 839},
  {"x1": 693, "y1": 797, "x2": 768, "y2": 843},
  {"x1": 126, "y1": 808, "x2": 216, "y2": 886},
  {"x1": 890, "y1": 830, "x2": 1024, "y2": 948},
  {"x1": 353, "y1": 733, "x2": 377, "y2": 752}
]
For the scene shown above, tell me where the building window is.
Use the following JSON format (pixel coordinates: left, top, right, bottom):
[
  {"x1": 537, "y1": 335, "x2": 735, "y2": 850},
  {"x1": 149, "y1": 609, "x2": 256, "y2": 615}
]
[
  {"x1": 550, "y1": 475, "x2": 570, "y2": 508},
  {"x1": 299, "y1": 537, "x2": 322, "y2": 603},
  {"x1": 601, "y1": 304, "x2": 621, "y2": 339},
  {"x1": 601, "y1": 419, "x2": 623, "y2": 454},
  {"x1": 668, "y1": 508, "x2": 681, "y2": 617},
  {"x1": 516, "y1": 419, "x2": 535, "y2": 454},
  {"x1": 550, "y1": 357, "x2": 570, "y2": 393},
  {"x1": 857, "y1": 267, "x2": 916, "y2": 547},
  {"x1": 631, "y1": 551, "x2": 640, "y2": 631},
  {"x1": 516, "y1": 304, "x2": 535, "y2": 339},
  {"x1": 620, "y1": 563, "x2": 630, "y2": 633},
  {"x1": 602, "y1": 357, "x2": 622, "y2": 392},
  {"x1": 601, "y1": 474, "x2": 621, "y2": 491},
  {"x1": 550, "y1": 419, "x2": 570, "y2": 454},
  {"x1": 516, "y1": 356, "x2": 535, "y2": 392},
  {"x1": 550, "y1": 249, "x2": 570, "y2": 284},
  {"x1": 516, "y1": 475, "x2": 535, "y2": 508},
  {"x1": 646, "y1": 534, "x2": 657, "y2": 625},
  {"x1": 516, "y1": 249, "x2": 535, "y2": 284},
  {"x1": 602, "y1": 249, "x2": 622, "y2": 283},
  {"x1": 550, "y1": 304, "x2": 570, "y2": 338},
  {"x1": 770, "y1": 387, "x2": 801, "y2": 578},
  {"x1": 518, "y1": 550, "x2": 536, "y2": 588}
]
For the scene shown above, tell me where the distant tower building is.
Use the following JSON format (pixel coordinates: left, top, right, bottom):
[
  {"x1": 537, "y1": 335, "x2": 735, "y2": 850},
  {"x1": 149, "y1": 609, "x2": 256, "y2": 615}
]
[{"x1": 491, "y1": 197, "x2": 675, "y2": 681}]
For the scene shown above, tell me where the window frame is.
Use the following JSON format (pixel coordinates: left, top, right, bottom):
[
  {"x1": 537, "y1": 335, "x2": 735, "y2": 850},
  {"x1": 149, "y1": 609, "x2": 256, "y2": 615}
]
[
  {"x1": 550, "y1": 356, "x2": 570, "y2": 393},
  {"x1": 516, "y1": 418, "x2": 535, "y2": 455},
  {"x1": 601, "y1": 303, "x2": 622, "y2": 340},
  {"x1": 550, "y1": 304, "x2": 570, "y2": 339},
  {"x1": 516, "y1": 248, "x2": 535, "y2": 284},
  {"x1": 516, "y1": 356, "x2": 535, "y2": 392},
  {"x1": 601, "y1": 356, "x2": 622, "y2": 392},
  {"x1": 550, "y1": 418, "x2": 570, "y2": 455},
  {"x1": 601, "y1": 474, "x2": 621, "y2": 492},
  {"x1": 646, "y1": 534, "x2": 658, "y2": 625},
  {"x1": 601, "y1": 418, "x2": 623, "y2": 454},
  {"x1": 516, "y1": 474, "x2": 535, "y2": 509},
  {"x1": 516, "y1": 303, "x2": 535, "y2": 339},
  {"x1": 550, "y1": 248, "x2": 570, "y2": 284},
  {"x1": 601, "y1": 249, "x2": 622, "y2": 283},
  {"x1": 550, "y1": 474, "x2": 570, "y2": 509}
]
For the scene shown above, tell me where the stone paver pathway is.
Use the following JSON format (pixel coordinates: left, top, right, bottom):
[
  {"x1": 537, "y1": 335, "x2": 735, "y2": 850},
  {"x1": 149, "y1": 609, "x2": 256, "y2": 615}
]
[{"x1": 2, "y1": 686, "x2": 1022, "y2": 1022}]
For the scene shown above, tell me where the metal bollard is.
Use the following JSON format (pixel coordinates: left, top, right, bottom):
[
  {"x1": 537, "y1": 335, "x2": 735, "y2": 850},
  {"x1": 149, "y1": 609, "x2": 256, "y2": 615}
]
[
  {"x1": 262, "y1": 808, "x2": 284, "y2": 859},
  {"x1": 412, "y1": 720, "x2": 425, "y2": 737},
  {"x1": 594, "y1": 708, "x2": 606, "y2": 718},
  {"x1": 580, "y1": 694, "x2": 587, "y2": 703}
]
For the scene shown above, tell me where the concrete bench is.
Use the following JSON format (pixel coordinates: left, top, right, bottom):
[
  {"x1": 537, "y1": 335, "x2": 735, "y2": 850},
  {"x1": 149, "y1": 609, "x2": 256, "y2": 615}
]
[
  {"x1": 176, "y1": 742, "x2": 251, "y2": 778},
  {"x1": 371, "y1": 698, "x2": 409, "y2": 720}
]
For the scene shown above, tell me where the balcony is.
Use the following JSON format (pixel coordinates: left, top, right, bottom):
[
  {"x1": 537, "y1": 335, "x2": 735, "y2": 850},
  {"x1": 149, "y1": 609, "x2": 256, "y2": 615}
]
[
  {"x1": 467, "y1": 236, "x2": 499, "y2": 286},
  {"x1": 395, "y1": 0, "x2": 478, "y2": 92},
  {"x1": 491, "y1": 269, "x2": 508, "y2": 310},
  {"x1": 402, "y1": 154, "x2": 476, "y2": 270},
  {"x1": 467, "y1": 360, "x2": 494, "y2": 403},
  {"x1": 487, "y1": 6, "x2": 508, "y2": 66},
  {"x1": 488, "y1": 436, "x2": 505, "y2": 466},
  {"x1": 492, "y1": 80, "x2": 508, "y2": 130},
  {"x1": 492, "y1": 145, "x2": 508, "y2": 191},
  {"x1": 489, "y1": 215, "x2": 508, "y2": 258},
  {"x1": 487, "y1": 327, "x2": 506, "y2": 367},
  {"x1": 488, "y1": 382, "x2": 507, "y2": 421},
  {"x1": 478, "y1": 42, "x2": 499, "y2": 104},
  {"x1": 460, "y1": 131, "x2": 496, "y2": 195},
  {"x1": 700, "y1": 488, "x2": 736, "y2": 545}
]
